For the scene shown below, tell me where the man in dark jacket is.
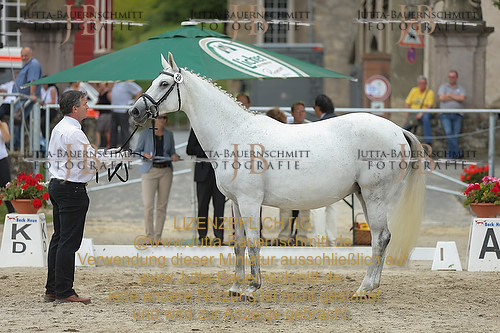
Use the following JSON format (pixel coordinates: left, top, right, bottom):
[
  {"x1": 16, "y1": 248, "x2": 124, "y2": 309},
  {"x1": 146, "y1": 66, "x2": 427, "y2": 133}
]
[
  {"x1": 314, "y1": 94, "x2": 336, "y2": 121},
  {"x1": 186, "y1": 129, "x2": 225, "y2": 245}
]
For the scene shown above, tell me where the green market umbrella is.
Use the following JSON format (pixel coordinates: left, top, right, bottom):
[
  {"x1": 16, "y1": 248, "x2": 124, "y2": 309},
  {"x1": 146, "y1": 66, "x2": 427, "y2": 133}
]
[{"x1": 30, "y1": 25, "x2": 354, "y2": 84}]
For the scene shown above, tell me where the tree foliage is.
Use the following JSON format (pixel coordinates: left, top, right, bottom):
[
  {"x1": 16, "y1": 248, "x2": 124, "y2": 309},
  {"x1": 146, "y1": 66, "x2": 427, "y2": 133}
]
[{"x1": 113, "y1": 0, "x2": 226, "y2": 50}]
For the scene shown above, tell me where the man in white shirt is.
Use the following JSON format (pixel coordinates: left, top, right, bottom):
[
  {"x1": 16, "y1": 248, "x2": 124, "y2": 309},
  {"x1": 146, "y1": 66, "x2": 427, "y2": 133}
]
[
  {"x1": 276, "y1": 102, "x2": 311, "y2": 246},
  {"x1": 44, "y1": 90, "x2": 93, "y2": 304}
]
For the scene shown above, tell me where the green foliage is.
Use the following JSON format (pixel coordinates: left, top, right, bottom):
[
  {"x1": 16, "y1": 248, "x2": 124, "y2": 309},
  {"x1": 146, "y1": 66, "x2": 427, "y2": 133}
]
[
  {"x1": 113, "y1": 0, "x2": 227, "y2": 50},
  {"x1": 494, "y1": 0, "x2": 500, "y2": 10}
]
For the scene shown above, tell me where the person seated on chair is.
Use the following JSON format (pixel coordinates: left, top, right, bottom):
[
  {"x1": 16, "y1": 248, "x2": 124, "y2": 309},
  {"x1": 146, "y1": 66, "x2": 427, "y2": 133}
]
[{"x1": 403, "y1": 76, "x2": 435, "y2": 146}]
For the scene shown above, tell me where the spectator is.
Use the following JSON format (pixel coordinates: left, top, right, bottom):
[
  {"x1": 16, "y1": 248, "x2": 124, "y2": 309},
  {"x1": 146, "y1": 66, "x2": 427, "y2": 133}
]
[
  {"x1": 311, "y1": 94, "x2": 337, "y2": 245},
  {"x1": 290, "y1": 101, "x2": 307, "y2": 124},
  {"x1": 12, "y1": 47, "x2": 42, "y2": 149},
  {"x1": 0, "y1": 119, "x2": 14, "y2": 213},
  {"x1": 63, "y1": 82, "x2": 82, "y2": 93},
  {"x1": 266, "y1": 107, "x2": 287, "y2": 123},
  {"x1": 186, "y1": 129, "x2": 226, "y2": 245},
  {"x1": 275, "y1": 101, "x2": 311, "y2": 246},
  {"x1": 110, "y1": 81, "x2": 142, "y2": 150},
  {"x1": 95, "y1": 82, "x2": 112, "y2": 148},
  {"x1": 403, "y1": 76, "x2": 435, "y2": 146},
  {"x1": 236, "y1": 93, "x2": 250, "y2": 110},
  {"x1": 40, "y1": 79, "x2": 59, "y2": 136},
  {"x1": 438, "y1": 70, "x2": 466, "y2": 159},
  {"x1": 314, "y1": 94, "x2": 335, "y2": 120},
  {"x1": 0, "y1": 72, "x2": 18, "y2": 120},
  {"x1": 134, "y1": 115, "x2": 179, "y2": 243}
]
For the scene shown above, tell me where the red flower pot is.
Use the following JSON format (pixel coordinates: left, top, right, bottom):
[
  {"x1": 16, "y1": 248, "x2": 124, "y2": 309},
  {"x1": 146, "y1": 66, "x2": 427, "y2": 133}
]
[
  {"x1": 10, "y1": 199, "x2": 40, "y2": 214},
  {"x1": 469, "y1": 203, "x2": 500, "y2": 218}
]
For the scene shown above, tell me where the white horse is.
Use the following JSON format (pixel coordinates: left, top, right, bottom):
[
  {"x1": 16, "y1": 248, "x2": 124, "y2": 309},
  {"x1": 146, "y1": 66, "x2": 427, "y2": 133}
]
[{"x1": 130, "y1": 53, "x2": 425, "y2": 298}]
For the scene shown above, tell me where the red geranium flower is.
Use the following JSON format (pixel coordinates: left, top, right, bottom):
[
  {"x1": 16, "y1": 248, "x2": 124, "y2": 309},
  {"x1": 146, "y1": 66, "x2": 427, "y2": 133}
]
[
  {"x1": 42, "y1": 192, "x2": 49, "y2": 200},
  {"x1": 21, "y1": 184, "x2": 29, "y2": 190},
  {"x1": 32, "y1": 198, "x2": 42, "y2": 209},
  {"x1": 36, "y1": 184, "x2": 43, "y2": 191},
  {"x1": 35, "y1": 173, "x2": 43, "y2": 181}
]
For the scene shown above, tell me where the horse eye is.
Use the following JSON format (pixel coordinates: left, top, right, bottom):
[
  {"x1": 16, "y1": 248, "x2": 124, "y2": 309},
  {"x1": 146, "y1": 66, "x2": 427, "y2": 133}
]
[{"x1": 160, "y1": 81, "x2": 169, "y2": 87}]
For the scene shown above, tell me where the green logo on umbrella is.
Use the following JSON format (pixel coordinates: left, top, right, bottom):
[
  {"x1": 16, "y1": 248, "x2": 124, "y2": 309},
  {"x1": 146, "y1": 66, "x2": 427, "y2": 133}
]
[{"x1": 199, "y1": 38, "x2": 308, "y2": 79}]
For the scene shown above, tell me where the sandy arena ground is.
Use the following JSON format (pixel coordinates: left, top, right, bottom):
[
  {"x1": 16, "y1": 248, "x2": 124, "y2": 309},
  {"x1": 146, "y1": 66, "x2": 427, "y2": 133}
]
[
  {"x1": 1, "y1": 219, "x2": 499, "y2": 332},
  {"x1": 1, "y1": 131, "x2": 499, "y2": 332},
  {"x1": 0, "y1": 247, "x2": 499, "y2": 332}
]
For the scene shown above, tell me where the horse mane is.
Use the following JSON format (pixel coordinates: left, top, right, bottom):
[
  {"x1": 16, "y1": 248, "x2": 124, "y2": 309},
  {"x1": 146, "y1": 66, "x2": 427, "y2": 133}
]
[{"x1": 183, "y1": 67, "x2": 261, "y2": 116}]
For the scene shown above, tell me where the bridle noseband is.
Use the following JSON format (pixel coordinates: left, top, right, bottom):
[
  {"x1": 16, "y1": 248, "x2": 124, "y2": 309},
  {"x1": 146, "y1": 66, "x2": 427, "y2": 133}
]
[
  {"x1": 117, "y1": 68, "x2": 183, "y2": 156},
  {"x1": 140, "y1": 67, "x2": 183, "y2": 118}
]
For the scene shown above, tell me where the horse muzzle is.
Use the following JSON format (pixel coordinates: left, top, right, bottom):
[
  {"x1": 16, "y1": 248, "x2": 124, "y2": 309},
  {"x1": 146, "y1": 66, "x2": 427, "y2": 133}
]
[{"x1": 129, "y1": 105, "x2": 149, "y2": 125}]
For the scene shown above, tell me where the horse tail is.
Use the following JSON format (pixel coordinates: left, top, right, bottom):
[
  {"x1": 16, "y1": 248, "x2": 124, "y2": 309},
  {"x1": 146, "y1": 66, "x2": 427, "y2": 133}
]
[{"x1": 386, "y1": 129, "x2": 426, "y2": 262}]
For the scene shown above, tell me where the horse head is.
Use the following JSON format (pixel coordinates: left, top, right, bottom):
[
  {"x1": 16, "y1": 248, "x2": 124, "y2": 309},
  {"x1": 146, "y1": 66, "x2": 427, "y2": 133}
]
[{"x1": 129, "y1": 52, "x2": 184, "y2": 125}]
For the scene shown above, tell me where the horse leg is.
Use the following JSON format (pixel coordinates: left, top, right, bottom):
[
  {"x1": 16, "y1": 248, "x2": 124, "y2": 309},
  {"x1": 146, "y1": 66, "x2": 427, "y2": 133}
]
[
  {"x1": 355, "y1": 189, "x2": 391, "y2": 296},
  {"x1": 229, "y1": 202, "x2": 245, "y2": 297},
  {"x1": 238, "y1": 202, "x2": 262, "y2": 298}
]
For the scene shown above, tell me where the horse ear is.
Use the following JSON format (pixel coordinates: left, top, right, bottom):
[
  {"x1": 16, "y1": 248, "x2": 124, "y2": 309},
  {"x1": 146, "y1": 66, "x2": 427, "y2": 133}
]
[
  {"x1": 168, "y1": 52, "x2": 179, "y2": 71},
  {"x1": 161, "y1": 54, "x2": 171, "y2": 70}
]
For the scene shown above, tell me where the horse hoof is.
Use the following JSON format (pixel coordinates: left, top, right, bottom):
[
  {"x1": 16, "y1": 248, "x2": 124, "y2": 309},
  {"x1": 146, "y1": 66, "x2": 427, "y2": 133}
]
[{"x1": 228, "y1": 291, "x2": 254, "y2": 302}]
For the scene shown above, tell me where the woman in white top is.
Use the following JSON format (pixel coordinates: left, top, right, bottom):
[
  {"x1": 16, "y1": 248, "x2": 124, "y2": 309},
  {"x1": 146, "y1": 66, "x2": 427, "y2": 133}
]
[
  {"x1": 40, "y1": 81, "x2": 59, "y2": 137},
  {"x1": 0, "y1": 120, "x2": 14, "y2": 213}
]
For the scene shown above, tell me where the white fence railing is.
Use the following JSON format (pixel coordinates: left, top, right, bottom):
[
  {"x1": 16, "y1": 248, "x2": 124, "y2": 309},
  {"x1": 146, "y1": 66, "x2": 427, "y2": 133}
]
[{"x1": 0, "y1": 95, "x2": 497, "y2": 177}]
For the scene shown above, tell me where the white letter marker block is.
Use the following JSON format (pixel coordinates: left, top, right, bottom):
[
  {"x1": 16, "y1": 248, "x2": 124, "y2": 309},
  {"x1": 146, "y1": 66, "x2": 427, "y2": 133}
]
[
  {"x1": 75, "y1": 238, "x2": 95, "y2": 267},
  {"x1": 431, "y1": 241, "x2": 462, "y2": 271},
  {"x1": 0, "y1": 213, "x2": 48, "y2": 267},
  {"x1": 468, "y1": 218, "x2": 500, "y2": 271}
]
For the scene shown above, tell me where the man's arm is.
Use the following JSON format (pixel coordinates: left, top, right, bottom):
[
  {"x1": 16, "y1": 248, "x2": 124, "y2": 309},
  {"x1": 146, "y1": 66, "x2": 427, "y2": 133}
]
[
  {"x1": 30, "y1": 84, "x2": 37, "y2": 100},
  {"x1": 448, "y1": 93, "x2": 466, "y2": 102}
]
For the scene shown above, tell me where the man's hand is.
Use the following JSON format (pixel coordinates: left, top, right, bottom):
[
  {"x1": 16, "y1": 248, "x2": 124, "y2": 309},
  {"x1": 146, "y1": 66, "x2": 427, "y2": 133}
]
[{"x1": 172, "y1": 154, "x2": 180, "y2": 162}]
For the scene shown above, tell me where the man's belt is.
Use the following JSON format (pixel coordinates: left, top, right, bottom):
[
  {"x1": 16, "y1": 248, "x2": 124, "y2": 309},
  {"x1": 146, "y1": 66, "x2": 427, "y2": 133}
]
[
  {"x1": 152, "y1": 161, "x2": 172, "y2": 168},
  {"x1": 51, "y1": 178, "x2": 88, "y2": 186}
]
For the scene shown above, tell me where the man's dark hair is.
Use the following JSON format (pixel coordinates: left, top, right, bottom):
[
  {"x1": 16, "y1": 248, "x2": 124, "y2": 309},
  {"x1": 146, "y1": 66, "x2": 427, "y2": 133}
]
[
  {"x1": 314, "y1": 94, "x2": 334, "y2": 114},
  {"x1": 59, "y1": 90, "x2": 86, "y2": 115}
]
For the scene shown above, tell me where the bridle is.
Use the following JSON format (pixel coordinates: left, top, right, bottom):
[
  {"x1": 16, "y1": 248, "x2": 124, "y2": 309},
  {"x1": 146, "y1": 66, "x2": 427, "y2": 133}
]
[
  {"x1": 117, "y1": 67, "x2": 183, "y2": 156},
  {"x1": 140, "y1": 67, "x2": 183, "y2": 118}
]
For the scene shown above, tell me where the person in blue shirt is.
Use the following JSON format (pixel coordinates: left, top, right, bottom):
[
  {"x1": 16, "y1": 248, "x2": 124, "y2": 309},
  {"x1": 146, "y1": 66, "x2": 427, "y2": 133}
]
[
  {"x1": 134, "y1": 115, "x2": 179, "y2": 243},
  {"x1": 12, "y1": 47, "x2": 42, "y2": 149}
]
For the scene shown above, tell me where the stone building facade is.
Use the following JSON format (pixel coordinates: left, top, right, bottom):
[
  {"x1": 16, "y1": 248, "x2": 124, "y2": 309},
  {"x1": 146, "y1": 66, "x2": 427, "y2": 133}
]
[{"x1": 225, "y1": 0, "x2": 500, "y2": 153}]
